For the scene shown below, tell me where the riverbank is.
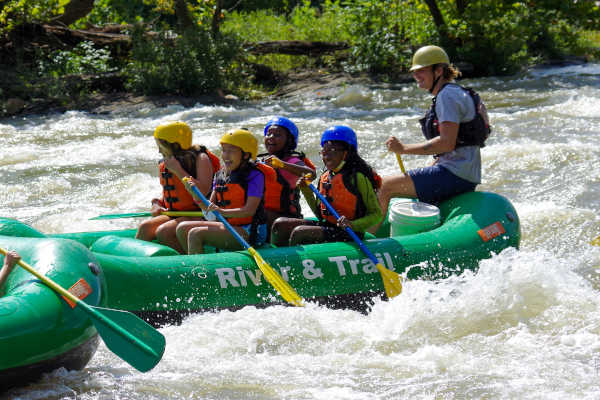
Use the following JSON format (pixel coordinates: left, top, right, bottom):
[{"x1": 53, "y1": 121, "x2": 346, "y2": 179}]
[
  {"x1": 0, "y1": 68, "x2": 414, "y2": 119},
  {"x1": 1, "y1": 57, "x2": 590, "y2": 120}
]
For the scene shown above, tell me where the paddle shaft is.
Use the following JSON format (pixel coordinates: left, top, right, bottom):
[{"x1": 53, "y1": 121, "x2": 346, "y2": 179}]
[
  {"x1": 91, "y1": 211, "x2": 204, "y2": 220},
  {"x1": 307, "y1": 184, "x2": 382, "y2": 267},
  {"x1": 0, "y1": 247, "x2": 164, "y2": 371},
  {"x1": 308, "y1": 182, "x2": 402, "y2": 297},
  {"x1": 183, "y1": 179, "x2": 304, "y2": 306},
  {"x1": 396, "y1": 153, "x2": 406, "y2": 174},
  {"x1": 0, "y1": 247, "x2": 86, "y2": 305},
  {"x1": 185, "y1": 190, "x2": 251, "y2": 250}
]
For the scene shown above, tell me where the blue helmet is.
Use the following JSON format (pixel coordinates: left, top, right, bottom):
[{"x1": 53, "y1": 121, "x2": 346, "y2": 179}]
[
  {"x1": 320, "y1": 125, "x2": 357, "y2": 150},
  {"x1": 264, "y1": 116, "x2": 299, "y2": 150}
]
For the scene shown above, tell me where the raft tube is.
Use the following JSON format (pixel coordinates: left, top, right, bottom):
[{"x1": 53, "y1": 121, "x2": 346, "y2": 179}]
[
  {"x1": 0, "y1": 220, "x2": 104, "y2": 390},
  {"x1": 48, "y1": 191, "x2": 521, "y2": 325}
]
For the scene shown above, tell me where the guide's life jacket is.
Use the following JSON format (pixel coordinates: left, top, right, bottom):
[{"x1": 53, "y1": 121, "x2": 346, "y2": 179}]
[{"x1": 419, "y1": 83, "x2": 491, "y2": 149}]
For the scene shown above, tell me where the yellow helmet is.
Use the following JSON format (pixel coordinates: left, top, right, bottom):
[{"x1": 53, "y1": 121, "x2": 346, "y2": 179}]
[
  {"x1": 220, "y1": 128, "x2": 258, "y2": 159},
  {"x1": 410, "y1": 45, "x2": 450, "y2": 71},
  {"x1": 153, "y1": 121, "x2": 192, "y2": 150}
]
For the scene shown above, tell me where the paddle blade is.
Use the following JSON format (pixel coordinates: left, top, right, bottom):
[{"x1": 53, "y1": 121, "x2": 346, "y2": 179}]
[
  {"x1": 591, "y1": 235, "x2": 600, "y2": 246},
  {"x1": 91, "y1": 306, "x2": 166, "y2": 372},
  {"x1": 247, "y1": 247, "x2": 304, "y2": 307},
  {"x1": 375, "y1": 263, "x2": 403, "y2": 298}
]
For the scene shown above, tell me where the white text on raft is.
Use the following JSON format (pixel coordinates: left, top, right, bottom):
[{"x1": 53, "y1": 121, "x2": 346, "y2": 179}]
[{"x1": 214, "y1": 252, "x2": 396, "y2": 289}]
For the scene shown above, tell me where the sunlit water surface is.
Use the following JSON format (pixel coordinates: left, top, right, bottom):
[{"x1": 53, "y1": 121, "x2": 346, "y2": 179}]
[{"x1": 2, "y1": 64, "x2": 600, "y2": 399}]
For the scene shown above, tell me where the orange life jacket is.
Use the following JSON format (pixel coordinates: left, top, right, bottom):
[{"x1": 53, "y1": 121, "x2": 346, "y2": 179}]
[
  {"x1": 213, "y1": 163, "x2": 267, "y2": 230},
  {"x1": 318, "y1": 167, "x2": 381, "y2": 225},
  {"x1": 158, "y1": 148, "x2": 220, "y2": 211},
  {"x1": 259, "y1": 152, "x2": 317, "y2": 217}
]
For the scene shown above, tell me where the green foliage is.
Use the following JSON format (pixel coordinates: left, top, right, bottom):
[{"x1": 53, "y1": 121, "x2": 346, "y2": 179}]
[
  {"x1": 3, "y1": 0, "x2": 600, "y2": 112},
  {"x1": 441, "y1": 0, "x2": 600, "y2": 75},
  {"x1": 222, "y1": 1, "x2": 351, "y2": 70},
  {"x1": 124, "y1": 25, "x2": 242, "y2": 96},
  {"x1": 223, "y1": 0, "x2": 307, "y2": 13},
  {"x1": 38, "y1": 41, "x2": 117, "y2": 76},
  {"x1": 221, "y1": 0, "x2": 432, "y2": 75},
  {"x1": 75, "y1": 0, "x2": 156, "y2": 27},
  {"x1": 340, "y1": 0, "x2": 431, "y2": 76},
  {"x1": 75, "y1": 0, "x2": 218, "y2": 31},
  {"x1": 582, "y1": 30, "x2": 600, "y2": 49},
  {"x1": 0, "y1": 0, "x2": 64, "y2": 34}
]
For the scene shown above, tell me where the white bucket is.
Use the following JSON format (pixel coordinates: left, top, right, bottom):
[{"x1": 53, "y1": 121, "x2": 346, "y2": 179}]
[{"x1": 388, "y1": 199, "x2": 441, "y2": 237}]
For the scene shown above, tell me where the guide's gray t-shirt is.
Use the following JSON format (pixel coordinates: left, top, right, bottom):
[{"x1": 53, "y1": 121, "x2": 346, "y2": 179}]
[{"x1": 434, "y1": 84, "x2": 482, "y2": 184}]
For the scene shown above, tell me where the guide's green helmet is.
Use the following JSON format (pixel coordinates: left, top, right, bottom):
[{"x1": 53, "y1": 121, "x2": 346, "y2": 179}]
[{"x1": 409, "y1": 45, "x2": 450, "y2": 72}]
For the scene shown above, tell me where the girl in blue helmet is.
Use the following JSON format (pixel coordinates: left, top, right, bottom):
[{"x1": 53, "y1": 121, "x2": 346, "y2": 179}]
[
  {"x1": 271, "y1": 125, "x2": 383, "y2": 246},
  {"x1": 259, "y1": 117, "x2": 316, "y2": 233}
]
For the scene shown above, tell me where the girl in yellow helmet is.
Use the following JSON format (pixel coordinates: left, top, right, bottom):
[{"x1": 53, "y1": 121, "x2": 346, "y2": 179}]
[
  {"x1": 136, "y1": 121, "x2": 220, "y2": 253},
  {"x1": 176, "y1": 129, "x2": 268, "y2": 254}
]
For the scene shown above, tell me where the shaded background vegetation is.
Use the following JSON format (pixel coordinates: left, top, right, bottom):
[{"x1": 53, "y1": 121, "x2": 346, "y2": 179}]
[{"x1": 1, "y1": 0, "x2": 599, "y2": 115}]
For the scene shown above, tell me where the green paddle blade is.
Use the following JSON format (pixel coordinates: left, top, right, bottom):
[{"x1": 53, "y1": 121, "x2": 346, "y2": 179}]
[
  {"x1": 91, "y1": 306, "x2": 166, "y2": 372},
  {"x1": 591, "y1": 235, "x2": 600, "y2": 246}
]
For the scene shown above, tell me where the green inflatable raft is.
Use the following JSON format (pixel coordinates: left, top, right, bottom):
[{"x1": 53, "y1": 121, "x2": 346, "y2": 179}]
[
  {"x1": 0, "y1": 221, "x2": 103, "y2": 390},
  {"x1": 0, "y1": 191, "x2": 520, "y2": 387}
]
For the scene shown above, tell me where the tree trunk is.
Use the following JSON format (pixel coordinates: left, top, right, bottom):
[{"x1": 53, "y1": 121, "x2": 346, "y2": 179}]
[
  {"x1": 422, "y1": 0, "x2": 445, "y2": 30},
  {"x1": 456, "y1": 0, "x2": 468, "y2": 15},
  {"x1": 53, "y1": 0, "x2": 95, "y2": 26},
  {"x1": 211, "y1": 0, "x2": 225, "y2": 37},
  {"x1": 174, "y1": 0, "x2": 195, "y2": 32},
  {"x1": 421, "y1": 0, "x2": 456, "y2": 49},
  {"x1": 245, "y1": 40, "x2": 349, "y2": 56}
]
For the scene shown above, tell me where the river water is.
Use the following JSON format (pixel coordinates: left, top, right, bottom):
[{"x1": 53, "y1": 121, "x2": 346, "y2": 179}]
[{"x1": 2, "y1": 64, "x2": 600, "y2": 399}]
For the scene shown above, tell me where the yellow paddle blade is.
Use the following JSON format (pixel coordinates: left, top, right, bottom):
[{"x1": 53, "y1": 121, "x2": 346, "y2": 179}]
[
  {"x1": 247, "y1": 247, "x2": 304, "y2": 307},
  {"x1": 375, "y1": 263, "x2": 403, "y2": 298},
  {"x1": 591, "y1": 235, "x2": 600, "y2": 246}
]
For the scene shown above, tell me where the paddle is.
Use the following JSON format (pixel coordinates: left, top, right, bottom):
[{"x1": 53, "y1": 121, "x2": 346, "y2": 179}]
[
  {"x1": 182, "y1": 178, "x2": 304, "y2": 307},
  {"x1": 306, "y1": 182, "x2": 403, "y2": 298},
  {"x1": 90, "y1": 211, "x2": 204, "y2": 220},
  {"x1": 0, "y1": 247, "x2": 165, "y2": 372},
  {"x1": 592, "y1": 235, "x2": 600, "y2": 246},
  {"x1": 396, "y1": 153, "x2": 406, "y2": 174}
]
